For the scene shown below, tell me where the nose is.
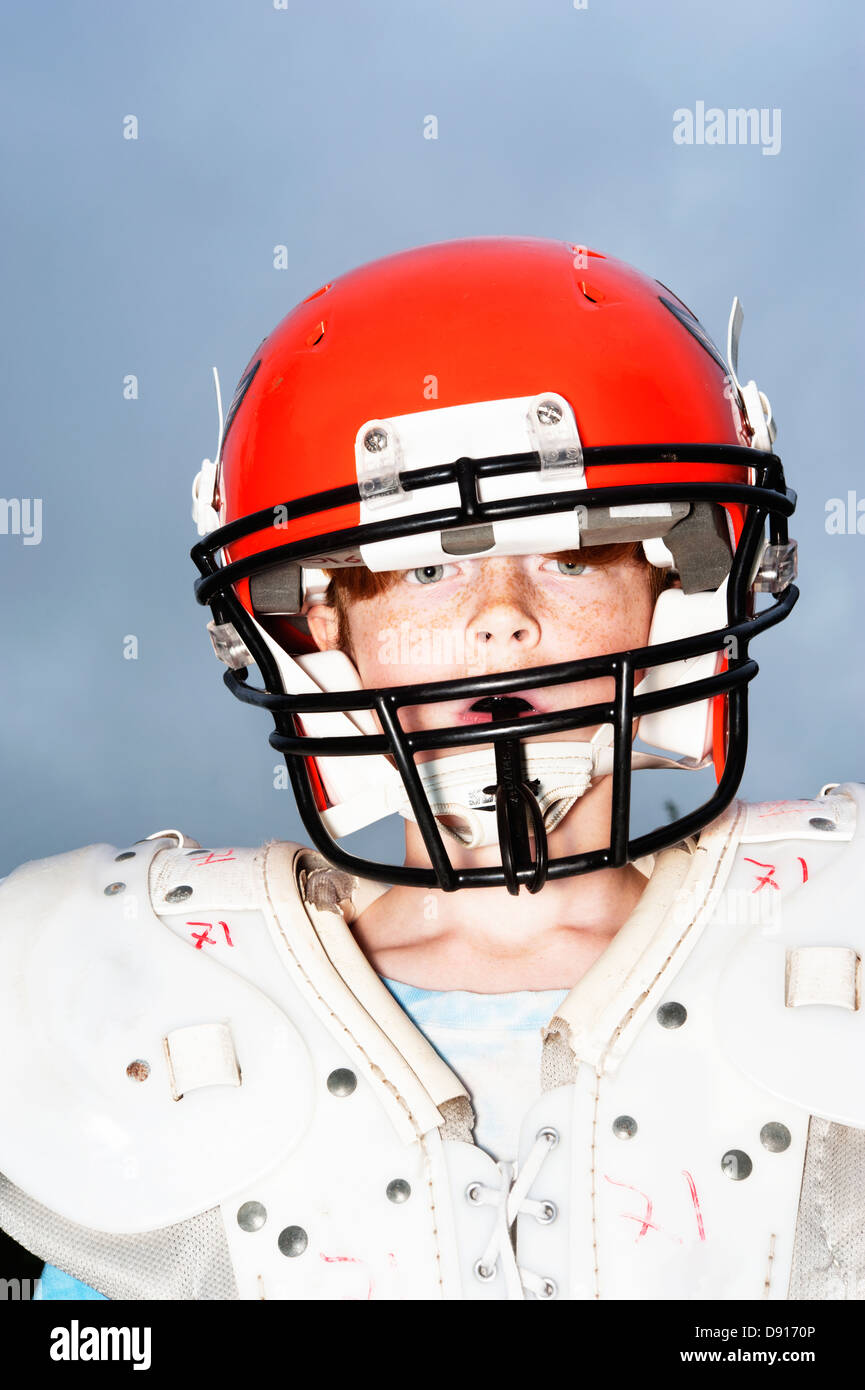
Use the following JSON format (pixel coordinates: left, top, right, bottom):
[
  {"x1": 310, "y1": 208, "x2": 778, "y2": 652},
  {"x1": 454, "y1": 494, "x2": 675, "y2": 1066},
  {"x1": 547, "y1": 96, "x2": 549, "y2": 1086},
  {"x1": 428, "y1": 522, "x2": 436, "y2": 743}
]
[{"x1": 467, "y1": 572, "x2": 541, "y2": 654}]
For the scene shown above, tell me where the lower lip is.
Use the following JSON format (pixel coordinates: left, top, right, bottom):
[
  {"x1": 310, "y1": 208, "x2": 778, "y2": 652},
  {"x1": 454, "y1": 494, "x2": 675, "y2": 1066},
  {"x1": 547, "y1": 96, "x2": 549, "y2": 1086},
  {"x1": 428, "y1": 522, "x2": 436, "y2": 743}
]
[{"x1": 457, "y1": 706, "x2": 538, "y2": 724}]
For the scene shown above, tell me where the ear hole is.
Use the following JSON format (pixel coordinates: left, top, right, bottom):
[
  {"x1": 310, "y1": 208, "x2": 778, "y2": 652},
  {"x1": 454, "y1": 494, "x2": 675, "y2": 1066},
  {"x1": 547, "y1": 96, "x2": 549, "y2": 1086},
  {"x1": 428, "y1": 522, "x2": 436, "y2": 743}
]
[{"x1": 256, "y1": 613, "x2": 319, "y2": 656}]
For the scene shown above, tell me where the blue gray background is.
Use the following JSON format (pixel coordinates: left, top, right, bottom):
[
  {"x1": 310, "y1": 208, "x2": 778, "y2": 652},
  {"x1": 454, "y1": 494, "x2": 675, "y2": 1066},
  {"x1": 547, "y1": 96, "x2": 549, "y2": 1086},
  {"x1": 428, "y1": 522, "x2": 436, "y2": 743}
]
[{"x1": 1, "y1": 0, "x2": 862, "y2": 875}]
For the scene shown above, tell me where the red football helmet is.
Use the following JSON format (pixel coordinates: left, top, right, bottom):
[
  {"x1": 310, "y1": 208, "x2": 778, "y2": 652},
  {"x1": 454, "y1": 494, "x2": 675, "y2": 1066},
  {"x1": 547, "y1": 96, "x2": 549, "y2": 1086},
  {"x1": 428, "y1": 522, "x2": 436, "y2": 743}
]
[{"x1": 191, "y1": 237, "x2": 797, "y2": 893}]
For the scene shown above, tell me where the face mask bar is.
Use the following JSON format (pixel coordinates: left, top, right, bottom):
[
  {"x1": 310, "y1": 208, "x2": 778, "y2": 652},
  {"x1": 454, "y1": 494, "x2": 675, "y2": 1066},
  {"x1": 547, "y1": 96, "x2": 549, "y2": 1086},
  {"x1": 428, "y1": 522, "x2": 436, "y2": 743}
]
[
  {"x1": 193, "y1": 444, "x2": 792, "y2": 610},
  {"x1": 489, "y1": 710, "x2": 549, "y2": 895},
  {"x1": 191, "y1": 444, "x2": 797, "y2": 892}
]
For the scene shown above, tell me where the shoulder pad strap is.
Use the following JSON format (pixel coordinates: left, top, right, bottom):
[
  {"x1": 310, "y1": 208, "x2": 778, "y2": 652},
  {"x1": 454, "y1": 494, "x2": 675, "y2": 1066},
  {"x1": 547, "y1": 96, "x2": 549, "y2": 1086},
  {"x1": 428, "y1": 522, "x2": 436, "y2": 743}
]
[
  {"x1": 148, "y1": 840, "x2": 264, "y2": 912},
  {"x1": 739, "y1": 785, "x2": 856, "y2": 844}
]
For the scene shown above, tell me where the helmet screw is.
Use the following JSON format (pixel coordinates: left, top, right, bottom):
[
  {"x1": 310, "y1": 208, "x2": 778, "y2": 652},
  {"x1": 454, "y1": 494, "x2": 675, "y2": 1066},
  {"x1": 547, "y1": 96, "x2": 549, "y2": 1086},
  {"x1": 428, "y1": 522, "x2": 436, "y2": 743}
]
[
  {"x1": 536, "y1": 400, "x2": 563, "y2": 426},
  {"x1": 363, "y1": 428, "x2": 388, "y2": 453}
]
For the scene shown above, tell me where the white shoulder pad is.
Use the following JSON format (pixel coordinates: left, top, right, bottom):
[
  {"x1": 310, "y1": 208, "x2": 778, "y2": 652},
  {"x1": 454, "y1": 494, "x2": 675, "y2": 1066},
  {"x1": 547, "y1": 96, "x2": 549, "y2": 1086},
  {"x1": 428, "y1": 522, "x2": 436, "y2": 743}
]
[
  {"x1": 0, "y1": 832, "x2": 315, "y2": 1234},
  {"x1": 715, "y1": 781, "x2": 865, "y2": 1125}
]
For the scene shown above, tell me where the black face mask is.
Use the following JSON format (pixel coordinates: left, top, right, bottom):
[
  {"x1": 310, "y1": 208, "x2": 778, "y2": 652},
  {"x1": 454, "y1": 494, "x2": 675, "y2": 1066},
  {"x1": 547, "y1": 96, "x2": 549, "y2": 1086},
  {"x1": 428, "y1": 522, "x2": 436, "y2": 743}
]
[{"x1": 192, "y1": 444, "x2": 797, "y2": 894}]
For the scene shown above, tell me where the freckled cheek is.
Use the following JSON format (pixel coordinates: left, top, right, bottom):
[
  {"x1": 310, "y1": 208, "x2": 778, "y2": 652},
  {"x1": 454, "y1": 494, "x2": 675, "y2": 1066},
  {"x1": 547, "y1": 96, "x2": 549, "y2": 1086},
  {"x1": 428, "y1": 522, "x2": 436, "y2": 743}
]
[
  {"x1": 346, "y1": 598, "x2": 461, "y2": 688},
  {"x1": 346, "y1": 609, "x2": 389, "y2": 686},
  {"x1": 542, "y1": 584, "x2": 655, "y2": 703},
  {"x1": 345, "y1": 598, "x2": 463, "y2": 740},
  {"x1": 559, "y1": 585, "x2": 652, "y2": 654}
]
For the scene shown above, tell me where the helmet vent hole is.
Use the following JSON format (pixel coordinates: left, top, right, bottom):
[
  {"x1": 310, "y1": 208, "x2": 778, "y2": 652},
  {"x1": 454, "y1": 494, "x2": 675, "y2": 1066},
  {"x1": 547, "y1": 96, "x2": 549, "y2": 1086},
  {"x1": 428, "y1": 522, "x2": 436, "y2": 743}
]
[
  {"x1": 306, "y1": 320, "x2": 327, "y2": 347},
  {"x1": 578, "y1": 281, "x2": 605, "y2": 304},
  {"x1": 303, "y1": 282, "x2": 333, "y2": 303}
]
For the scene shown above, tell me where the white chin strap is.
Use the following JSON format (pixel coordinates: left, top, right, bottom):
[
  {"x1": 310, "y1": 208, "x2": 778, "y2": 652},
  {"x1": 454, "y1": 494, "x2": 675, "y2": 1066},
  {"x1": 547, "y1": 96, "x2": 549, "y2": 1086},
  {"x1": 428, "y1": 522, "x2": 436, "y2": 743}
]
[{"x1": 399, "y1": 725, "x2": 708, "y2": 849}]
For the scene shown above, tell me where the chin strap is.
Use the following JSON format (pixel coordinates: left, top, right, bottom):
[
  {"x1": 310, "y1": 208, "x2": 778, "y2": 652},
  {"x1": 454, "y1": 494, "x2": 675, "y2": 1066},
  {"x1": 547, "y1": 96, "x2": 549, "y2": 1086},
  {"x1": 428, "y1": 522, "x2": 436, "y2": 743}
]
[{"x1": 400, "y1": 726, "x2": 709, "y2": 850}]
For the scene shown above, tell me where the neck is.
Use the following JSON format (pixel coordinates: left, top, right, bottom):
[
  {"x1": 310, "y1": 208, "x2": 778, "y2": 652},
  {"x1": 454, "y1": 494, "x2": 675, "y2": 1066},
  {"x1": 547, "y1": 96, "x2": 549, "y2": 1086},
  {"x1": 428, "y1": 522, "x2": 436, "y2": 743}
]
[{"x1": 349, "y1": 777, "x2": 650, "y2": 990}]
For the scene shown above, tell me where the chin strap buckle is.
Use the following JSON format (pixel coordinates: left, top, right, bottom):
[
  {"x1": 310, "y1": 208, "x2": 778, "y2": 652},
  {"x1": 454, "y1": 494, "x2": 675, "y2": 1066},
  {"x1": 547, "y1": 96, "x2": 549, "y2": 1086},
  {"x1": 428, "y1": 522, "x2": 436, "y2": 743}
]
[{"x1": 491, "y1": 734, "x2": 549, "y2": 896}]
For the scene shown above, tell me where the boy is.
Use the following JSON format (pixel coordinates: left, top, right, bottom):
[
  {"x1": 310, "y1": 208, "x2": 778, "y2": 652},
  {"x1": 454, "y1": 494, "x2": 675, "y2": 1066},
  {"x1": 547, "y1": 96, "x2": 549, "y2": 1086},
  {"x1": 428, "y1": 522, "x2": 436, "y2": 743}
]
[{"x1": 4, "y1": 238, "x2": 861, "y2": 1301}]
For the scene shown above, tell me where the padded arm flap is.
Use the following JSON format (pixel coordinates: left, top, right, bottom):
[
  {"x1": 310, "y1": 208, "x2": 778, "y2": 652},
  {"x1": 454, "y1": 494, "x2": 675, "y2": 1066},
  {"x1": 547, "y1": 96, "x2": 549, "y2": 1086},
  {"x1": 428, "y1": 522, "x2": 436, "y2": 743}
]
[{"x1": 0, "y1": 841, "x2": 314, "y2": 1233}]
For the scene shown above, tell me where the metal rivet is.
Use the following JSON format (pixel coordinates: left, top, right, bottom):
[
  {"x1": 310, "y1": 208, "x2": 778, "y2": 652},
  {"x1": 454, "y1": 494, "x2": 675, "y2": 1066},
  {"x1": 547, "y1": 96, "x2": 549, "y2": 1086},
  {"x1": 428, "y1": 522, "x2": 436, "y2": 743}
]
[
  {"x1": 126, "y1": 1059, "x2": 150, "y2": 1082},
  {"x1": 760, "y1": 1122, "x2": 791, "y2": 1153},
  {"x1": 536, "y1": 1201, "x2": 558, "y2": 1225},
  {"x1": 237, "y1": 1201, "x2": 267, "y2": 1232},
  {"x1": 473, "y1": 1259, "x2": 497, "y2": 1282},
  {"x1": 657, "y1": 1001, "x2": 687, "y2": 1029},
  {"x1": 278, "y1": 1225, "x2": 308, "y2": 1258},
  {"x1": 536, "y1": 1126, "x2": 559, "y2": 1148},
  {"x1": 809, "y1": 817, "x2": 835, "y2": 832},
  {"x1": 721, "y1": 1149, "x2": 752, "y2": 1180},
  {"x1": 466, "y1": 1183, "x2": 483, "y2": 1204},
  {"x1": 536, "y1": 400, "x2": 563, "y2": 426},
  {"x1": 104, "y1": 882, "x2": 125, "y2": 896},
  {"x1": 364, "y1": 428, "x2": 388, "y2": 453},
  {"x1": 326, "y1": 1068, "x2": 357, "y2": 1097},
  {"x1": 114, "y1": 851, "x2": 136, "y2": 862},
  {"x1": 538, "y1": 1277, "x2": 558, "y2": 1299},
  {"x1": 612, "y1": 1115, "x2": 638, "y2": 1140},
  {"x1": 164, "y1": 885, "x2": 193, "y2": 903},
  {"x1": 386, "y1": 1179, "x2": 411, "y2": 1204}
]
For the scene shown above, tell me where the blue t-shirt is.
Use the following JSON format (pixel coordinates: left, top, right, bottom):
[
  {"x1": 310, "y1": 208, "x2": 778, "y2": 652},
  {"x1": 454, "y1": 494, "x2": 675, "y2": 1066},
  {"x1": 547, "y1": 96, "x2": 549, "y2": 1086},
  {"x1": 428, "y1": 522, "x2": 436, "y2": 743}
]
[
  {"x1": 38, "y1": 976, "x2": 568, "y2": 1299},
  {"x1": 36, "y1": 1264, "x2": 108, "y2": 1300}
]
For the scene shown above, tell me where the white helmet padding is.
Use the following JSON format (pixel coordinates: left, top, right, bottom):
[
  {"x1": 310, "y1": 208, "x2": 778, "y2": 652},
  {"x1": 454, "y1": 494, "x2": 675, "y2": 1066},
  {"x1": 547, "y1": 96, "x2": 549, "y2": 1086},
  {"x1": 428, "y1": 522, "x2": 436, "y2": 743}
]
[
  {"x1": 403, "y1": 727, "x2": 705, "y2": 851},
  {"x1": 633, "y1": 579, "x2": 730, "y2": 764},
  {"x1": 246, "y1": 598, "x2": 715, "y2": 849}
]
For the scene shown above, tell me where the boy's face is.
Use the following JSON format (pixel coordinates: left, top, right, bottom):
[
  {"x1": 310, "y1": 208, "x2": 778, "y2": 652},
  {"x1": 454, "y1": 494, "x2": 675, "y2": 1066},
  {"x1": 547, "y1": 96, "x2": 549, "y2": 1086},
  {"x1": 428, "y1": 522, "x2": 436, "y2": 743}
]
[{"x1": 308, "y1": 551, "x2": 657, "y2": 747}]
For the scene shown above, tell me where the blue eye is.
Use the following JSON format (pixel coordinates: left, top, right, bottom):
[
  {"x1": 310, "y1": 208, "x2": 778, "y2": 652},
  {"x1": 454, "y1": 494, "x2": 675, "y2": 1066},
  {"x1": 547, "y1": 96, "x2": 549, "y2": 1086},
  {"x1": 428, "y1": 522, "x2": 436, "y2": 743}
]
[
  {"x1": 410, "y1": 565, "x2": 446, "y2": 584},
  {"x1": 541, "y1": 558, "x2": 586, "y2": 576}
]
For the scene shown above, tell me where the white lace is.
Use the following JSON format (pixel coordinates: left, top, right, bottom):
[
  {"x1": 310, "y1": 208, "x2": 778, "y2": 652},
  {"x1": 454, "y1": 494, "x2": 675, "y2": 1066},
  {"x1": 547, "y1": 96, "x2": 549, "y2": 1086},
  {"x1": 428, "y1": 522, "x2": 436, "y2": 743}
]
[{"x1": 467, "y1": 1128, "x2": 558, "y2": 1299}]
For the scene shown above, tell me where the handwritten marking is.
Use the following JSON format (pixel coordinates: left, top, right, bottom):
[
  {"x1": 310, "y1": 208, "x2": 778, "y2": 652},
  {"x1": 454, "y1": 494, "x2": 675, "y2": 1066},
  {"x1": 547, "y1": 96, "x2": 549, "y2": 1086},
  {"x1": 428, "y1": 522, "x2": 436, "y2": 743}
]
[
  {"x1": 603, "y1": 1175, "x2": 683, "y2": 1245},
  {"x1": 187, "y1": 920, "x2": 234, "y2": 949},
  {"x1": 319, "y1": 1252, "x2": 374, "y2": 1300},
  {"x1": 681, "y1": 1169, "x2": 706, "y2": 1241},
  {"x1": 187, "y1": 849, "x2": 237, "y2": 865},
  {"x1": 743, "y1": 857, "x2": 780, "y2": 893}
]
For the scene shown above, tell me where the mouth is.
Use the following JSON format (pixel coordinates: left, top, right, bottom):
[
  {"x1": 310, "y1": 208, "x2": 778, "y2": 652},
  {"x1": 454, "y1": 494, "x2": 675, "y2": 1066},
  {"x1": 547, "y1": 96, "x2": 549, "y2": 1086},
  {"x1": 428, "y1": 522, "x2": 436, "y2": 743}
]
[{"x1": 457, "y1": 693, "x2": 543, "y2": 724}]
